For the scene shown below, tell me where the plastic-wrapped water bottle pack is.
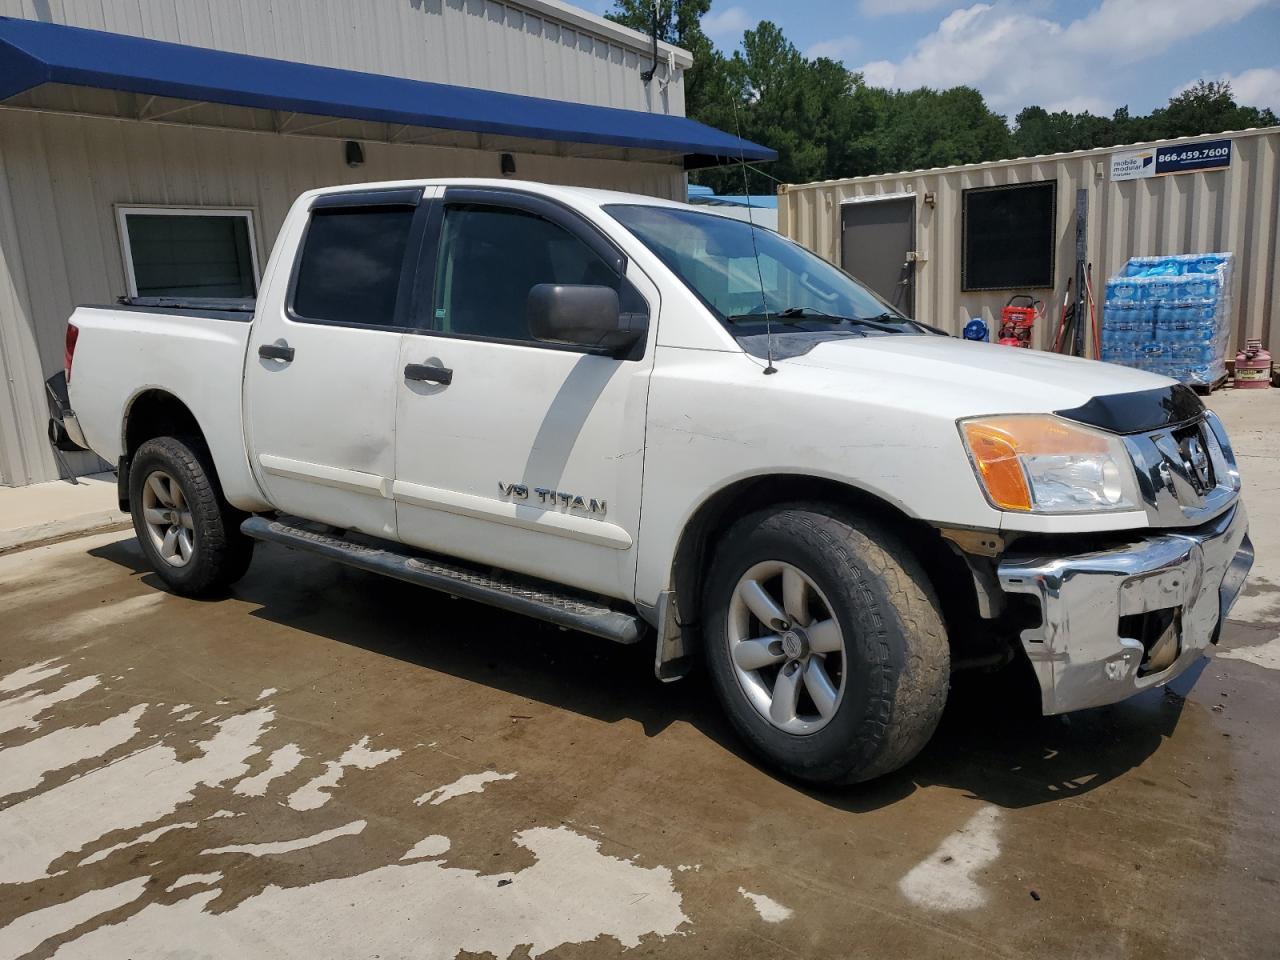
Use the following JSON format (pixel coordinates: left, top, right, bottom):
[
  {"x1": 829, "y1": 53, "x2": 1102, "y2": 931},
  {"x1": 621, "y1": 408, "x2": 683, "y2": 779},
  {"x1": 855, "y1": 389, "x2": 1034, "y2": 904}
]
[{"x1": 1100, "y1": 253, "x2": 1233, "y2": 386}]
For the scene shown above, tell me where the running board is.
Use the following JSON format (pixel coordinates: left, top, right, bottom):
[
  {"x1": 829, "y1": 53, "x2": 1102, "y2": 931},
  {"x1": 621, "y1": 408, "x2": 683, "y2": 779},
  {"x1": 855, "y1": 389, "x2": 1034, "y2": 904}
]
[{"x1": 241, "y1": 516, "x2": 644, "y2": 645}]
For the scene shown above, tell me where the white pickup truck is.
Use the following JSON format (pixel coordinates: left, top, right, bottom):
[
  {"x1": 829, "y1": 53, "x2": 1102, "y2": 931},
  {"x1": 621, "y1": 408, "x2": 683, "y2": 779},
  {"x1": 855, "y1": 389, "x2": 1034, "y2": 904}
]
[{"x1": 51, "y1": 178, "x2": 1253, "y2": 784}]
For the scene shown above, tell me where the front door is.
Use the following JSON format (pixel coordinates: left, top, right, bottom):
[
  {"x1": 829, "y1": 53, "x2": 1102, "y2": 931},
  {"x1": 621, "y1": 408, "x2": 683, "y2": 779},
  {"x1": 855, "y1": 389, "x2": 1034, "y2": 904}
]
[
  {"x1": 840, "y1": 195, "x2": 916, "y2": 316},
  {"x1": 243, "y1": 187, "x2": 438, "y2": 538},
  {"x1": 392, "y1": 189, "x2": 656, "y2": 600}
]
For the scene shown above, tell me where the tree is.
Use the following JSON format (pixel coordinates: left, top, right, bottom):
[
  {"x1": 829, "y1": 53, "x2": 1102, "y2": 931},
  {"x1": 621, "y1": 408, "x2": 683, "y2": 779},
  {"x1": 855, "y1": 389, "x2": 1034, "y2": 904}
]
[{"x1": 1151, "y1": 80, "x2": 1278, "y2": 139}]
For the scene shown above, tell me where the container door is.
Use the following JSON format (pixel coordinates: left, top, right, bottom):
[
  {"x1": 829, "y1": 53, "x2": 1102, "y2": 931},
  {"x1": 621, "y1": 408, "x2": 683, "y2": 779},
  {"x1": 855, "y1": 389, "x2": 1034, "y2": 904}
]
[{"x1": 840, "y1": 195, "x2": 916, "y2": 317}]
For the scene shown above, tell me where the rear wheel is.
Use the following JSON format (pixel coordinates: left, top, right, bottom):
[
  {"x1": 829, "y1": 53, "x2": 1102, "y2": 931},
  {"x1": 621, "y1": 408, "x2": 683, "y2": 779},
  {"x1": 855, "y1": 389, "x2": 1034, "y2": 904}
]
[
  {"x1": 703, "y1": 504, "x2": 950, "y2": 784},
  {"x1": 129, "y1": 436, "x2": 253, "y2": 596}
]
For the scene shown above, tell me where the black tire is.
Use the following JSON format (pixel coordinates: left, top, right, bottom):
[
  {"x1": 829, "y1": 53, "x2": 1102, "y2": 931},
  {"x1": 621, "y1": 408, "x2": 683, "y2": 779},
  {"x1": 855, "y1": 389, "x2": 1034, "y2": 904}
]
[
  {"x1": 702, "y1": 503, "x2": 949, "y2": 784},
  {"x1": 128, "y1": 436, "x2": 254, "y2": 597}
]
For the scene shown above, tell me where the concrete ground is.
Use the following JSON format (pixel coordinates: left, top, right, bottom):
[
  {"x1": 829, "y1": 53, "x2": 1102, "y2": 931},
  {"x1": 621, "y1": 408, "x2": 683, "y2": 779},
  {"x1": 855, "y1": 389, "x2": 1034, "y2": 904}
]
[{"x1": 1, "y1": 391, "x2": 1278, "y2": 960}]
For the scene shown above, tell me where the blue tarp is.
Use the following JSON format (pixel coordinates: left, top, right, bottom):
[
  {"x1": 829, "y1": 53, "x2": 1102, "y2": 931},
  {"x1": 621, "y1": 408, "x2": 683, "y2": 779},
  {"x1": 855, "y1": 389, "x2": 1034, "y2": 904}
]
[{"x1": 0, "y1": 16, "x2": 775, "y2": 168}]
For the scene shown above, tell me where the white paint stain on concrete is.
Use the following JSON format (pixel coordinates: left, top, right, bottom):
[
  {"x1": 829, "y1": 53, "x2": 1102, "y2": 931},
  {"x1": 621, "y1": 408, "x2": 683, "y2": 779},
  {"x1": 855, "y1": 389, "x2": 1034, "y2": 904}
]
[
  {"x1": 738, "y1": 887, "x2": 793, "y2": 923},
  {"x1": 168, "y1": 704, "x2": 192, "y2": 714},
  {"x1": 256, "y1": 688, "x2": 277, "y2": 701},
  {"x1": 234, "y1": 743, "x2": 305, "y2": 797},
  {"x1": 166, "y1": 872, "x2": 222, "y2": 892},
  {"x1": 287, "y1": 737, "x2": 400, "y2": 811},
  {"x1": 401, "y1": 835, "x2": 451, "y2": 860},
  {"x1": 78, "y1": 822, "x2": 198, "y2": 867},
  {"x1": 0, "y1": 876, "x2": 149, "y2": 960},
  {"x1": 0, "y1": 676, "x2": 102, "y2": 735},
  {"x1": 46, "y1": 826, "x2": 687, "y2": 959},
  {"x1": 0, "y1": 704, "x2": 147, "y2": 799},
  {"x1": 0, "y1": 658, "x2": 66, "y2": 694},
  {"x1": 415, "y1": 770, "x2": 516, "y2": 806},
  {"x1": 1219, "y1": 636, "x2": 1280, "y2": 670},
  {"x1": 48, "y1": 593, "x2": 167, "y2": 642},
  {"x1": 0, "y1": 708, "x2": 273, "y2": 884},
  {"x1": 899, "y1": 805, "x2": 1002, "y2": 912},
  {"x1": 201, "y1": 820, "x2": 366, "y2": 858}
]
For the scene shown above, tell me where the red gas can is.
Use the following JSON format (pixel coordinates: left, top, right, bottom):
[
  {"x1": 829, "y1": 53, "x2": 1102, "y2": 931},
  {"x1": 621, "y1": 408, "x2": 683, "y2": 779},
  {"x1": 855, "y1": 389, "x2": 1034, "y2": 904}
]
[
  {"x1": 998, "y1": 296, "x2": 1040, "y2": 348},
  {"x1": 1234, "y1": 339, "x2": 1272, "y2": 389}
]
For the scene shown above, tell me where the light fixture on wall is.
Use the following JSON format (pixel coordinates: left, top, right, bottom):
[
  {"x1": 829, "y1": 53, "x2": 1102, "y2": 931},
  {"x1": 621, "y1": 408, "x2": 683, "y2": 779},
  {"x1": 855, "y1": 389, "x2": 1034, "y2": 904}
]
[
  {"x1": 924, "y1": 191, "x2": 937, "y2": 208},
  {"x1": 500, "y1": 153, "x2": 516, "y2": 176},
  {"x1": 345, "y1": 140, "x2": 365, "y2": 168}
]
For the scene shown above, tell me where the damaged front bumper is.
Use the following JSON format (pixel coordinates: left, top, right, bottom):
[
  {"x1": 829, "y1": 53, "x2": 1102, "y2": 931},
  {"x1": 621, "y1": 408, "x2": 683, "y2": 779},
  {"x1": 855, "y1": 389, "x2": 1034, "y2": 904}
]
[{"x1": 997, "y1": 503, "x2": 1252, "y2": 715}]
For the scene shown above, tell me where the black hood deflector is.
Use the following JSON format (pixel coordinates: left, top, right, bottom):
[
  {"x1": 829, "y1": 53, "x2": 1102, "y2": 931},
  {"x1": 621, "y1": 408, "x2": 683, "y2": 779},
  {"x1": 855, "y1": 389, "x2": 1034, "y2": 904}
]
[{"x1": 1054, "y1": 383, "x2": 1205, "y2": 434}]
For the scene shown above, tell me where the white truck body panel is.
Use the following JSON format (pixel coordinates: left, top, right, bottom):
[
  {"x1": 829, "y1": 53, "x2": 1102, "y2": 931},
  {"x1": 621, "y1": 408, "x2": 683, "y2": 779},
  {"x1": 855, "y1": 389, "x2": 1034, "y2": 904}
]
[{"x1": 66, "y1": 177, "x2": 1211, "y2": 614}]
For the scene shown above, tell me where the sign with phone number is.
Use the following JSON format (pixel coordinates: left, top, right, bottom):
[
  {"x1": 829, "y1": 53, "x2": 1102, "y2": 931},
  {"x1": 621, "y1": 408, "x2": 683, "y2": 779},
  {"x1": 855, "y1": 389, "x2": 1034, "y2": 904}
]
[
  {"x1": 1110, "y1": 138, "x2": 1231, "y2": 180},
  {"x1": 1155, "y1": 139, "x2": 1231, "y2": 175}
]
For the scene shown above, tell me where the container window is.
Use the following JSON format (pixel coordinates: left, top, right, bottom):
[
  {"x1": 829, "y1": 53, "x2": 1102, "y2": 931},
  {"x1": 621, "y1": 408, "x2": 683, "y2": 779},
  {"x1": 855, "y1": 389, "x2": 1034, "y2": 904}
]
[
  {"x1": 961, "y1": 182, "x2": 1056, "y2": 291},
  {"x1": 292, "y1": 205, "x2": 416, "y2": 327},
  {"x1": 118, "y1": 207, "x2": 258, "y2": 302}
]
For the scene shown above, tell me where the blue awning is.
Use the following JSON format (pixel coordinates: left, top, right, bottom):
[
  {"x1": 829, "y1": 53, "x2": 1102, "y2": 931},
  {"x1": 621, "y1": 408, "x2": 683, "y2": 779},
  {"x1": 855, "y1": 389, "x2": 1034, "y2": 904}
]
[{"x1": 0, "y1": 16, "x2": 775, "y2": 169}]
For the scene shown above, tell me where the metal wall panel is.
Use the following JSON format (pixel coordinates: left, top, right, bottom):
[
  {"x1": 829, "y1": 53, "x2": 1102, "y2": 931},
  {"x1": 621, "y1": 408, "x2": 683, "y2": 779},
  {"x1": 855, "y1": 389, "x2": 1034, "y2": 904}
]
[
  {"x1": 779, "y1": 128, "x2": 1279, "y2": 356},
  {"x1": 0, "y1": 109, "x2": 683, "y2": 486},
  {"x1": 0, "y1": 0, "x2": 687, "y2": 114}
]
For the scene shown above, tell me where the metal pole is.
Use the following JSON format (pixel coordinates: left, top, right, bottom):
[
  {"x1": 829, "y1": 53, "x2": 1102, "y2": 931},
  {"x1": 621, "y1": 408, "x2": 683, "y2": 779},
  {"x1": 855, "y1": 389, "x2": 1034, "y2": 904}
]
[{"x1": 1072, "y1": 188, "x2": 1088, "y2": 357}]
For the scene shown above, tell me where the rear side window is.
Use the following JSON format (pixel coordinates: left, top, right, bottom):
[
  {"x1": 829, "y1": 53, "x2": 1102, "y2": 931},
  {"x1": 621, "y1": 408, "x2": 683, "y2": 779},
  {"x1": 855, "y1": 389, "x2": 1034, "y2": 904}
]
[{"x1": 292, "y1": 206, "x2": 415, "y2": 326}]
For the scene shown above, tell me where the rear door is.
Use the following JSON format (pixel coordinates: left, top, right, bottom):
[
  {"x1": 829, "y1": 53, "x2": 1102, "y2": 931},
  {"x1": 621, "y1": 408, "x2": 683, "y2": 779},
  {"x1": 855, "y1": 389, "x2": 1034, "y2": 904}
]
[
  {"x1": 391, "y1": 188, "x2": 657, "y2": 601},
  {"x1": 243, "y1": 186, "x2": 439, "y2": 538},
  {"x1": 840, "y1": 195, "x2": 916, "y2": 316}
]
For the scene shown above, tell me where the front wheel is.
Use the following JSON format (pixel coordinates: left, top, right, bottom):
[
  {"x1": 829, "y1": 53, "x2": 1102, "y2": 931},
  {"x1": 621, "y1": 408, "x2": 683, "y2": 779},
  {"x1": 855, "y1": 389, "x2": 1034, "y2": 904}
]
[
  {"x1": 129, "y1": 436, "x2": 254, "y2": 597},
  {"x1": 702, "y1": 505, "x2": 950, "y2": 784}
]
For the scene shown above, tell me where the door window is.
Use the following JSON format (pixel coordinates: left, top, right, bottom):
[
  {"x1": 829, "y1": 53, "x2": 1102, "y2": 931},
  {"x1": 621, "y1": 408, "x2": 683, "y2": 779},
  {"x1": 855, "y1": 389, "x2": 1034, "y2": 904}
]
[
  {"x1": 292, "y1": 206, "x2": 416, "y2": 327},
  {"x1": 430, "y1": 204, "x2": 624, "y2": 344}
]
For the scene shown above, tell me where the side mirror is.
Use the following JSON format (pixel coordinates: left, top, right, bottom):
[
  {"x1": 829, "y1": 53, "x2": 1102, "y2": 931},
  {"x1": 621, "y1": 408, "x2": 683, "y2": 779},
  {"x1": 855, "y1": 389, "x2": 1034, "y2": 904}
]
[{"x1": 528, "y1": 284, "x2": 647, "y2": 353}]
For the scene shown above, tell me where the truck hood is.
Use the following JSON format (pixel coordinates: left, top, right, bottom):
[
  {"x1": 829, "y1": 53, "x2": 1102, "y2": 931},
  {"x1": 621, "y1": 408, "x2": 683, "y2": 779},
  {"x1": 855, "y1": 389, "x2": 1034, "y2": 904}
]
[{"x1": 782, "y1": 333, "x2": 1169, "y2": 417}]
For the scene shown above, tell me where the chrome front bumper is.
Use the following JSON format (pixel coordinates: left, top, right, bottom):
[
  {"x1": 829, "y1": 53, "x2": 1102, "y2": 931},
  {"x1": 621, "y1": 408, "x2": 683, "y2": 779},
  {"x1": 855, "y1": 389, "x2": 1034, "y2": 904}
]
[{"x1": 998, "y1": 503, "x2": 1253, "y2": 715}]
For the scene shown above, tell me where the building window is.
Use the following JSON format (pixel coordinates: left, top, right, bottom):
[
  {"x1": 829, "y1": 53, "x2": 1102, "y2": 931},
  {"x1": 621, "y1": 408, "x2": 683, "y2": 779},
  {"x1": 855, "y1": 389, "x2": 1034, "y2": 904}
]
[
  {"x1": 117, "y1": 207, "x2": 259, "y2": 301},
  {"x1": 961, "y1": 182, "x2": 1056, "y2": 291}
]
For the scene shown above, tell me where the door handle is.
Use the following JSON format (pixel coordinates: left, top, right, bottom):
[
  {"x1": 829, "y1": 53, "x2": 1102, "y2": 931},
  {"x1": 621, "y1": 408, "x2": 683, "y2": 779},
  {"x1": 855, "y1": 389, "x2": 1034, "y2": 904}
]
[
  {"x1": 404, "y1": 362, "x2": 453, "y2": 385},
  {"x1": 258, "y1": 343, "x2": 295, "y2": 362}
]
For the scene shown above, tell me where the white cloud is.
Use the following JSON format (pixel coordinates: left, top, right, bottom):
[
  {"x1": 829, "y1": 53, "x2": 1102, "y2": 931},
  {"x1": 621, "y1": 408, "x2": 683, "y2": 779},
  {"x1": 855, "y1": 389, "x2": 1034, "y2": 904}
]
[
  {"x1": 806, "y1": 34, "x2": 861, "y2": 61},
  {"x1": 1174, "y1": 67, "x2": 1280, "y2": 112},
  {"x1": 856, "y1": 0, "x2": 1273, "y2": 115},
  {"x1": 860, "y1": 0, "x2": 958, "y2": 15},
  {"x1": 701, "y1": 5, "x2": 754, "y2": 46}
]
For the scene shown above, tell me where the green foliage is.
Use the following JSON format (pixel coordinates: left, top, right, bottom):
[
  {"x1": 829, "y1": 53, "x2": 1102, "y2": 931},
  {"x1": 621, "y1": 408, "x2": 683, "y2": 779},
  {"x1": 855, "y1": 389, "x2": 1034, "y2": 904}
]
[{"x1": 606, "y1": 3, "x2": 1279, "y2": 185}]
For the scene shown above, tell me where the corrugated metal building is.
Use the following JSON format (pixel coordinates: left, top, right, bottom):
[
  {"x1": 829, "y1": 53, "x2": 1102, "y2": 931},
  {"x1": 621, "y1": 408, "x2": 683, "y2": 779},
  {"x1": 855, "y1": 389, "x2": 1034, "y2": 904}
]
[
  {"x1": 0, "y1": 0, "x2": 772, "y2": 487},
  {"x1": 779, "y1": 127, "x2": 1279, "y2": 357}
]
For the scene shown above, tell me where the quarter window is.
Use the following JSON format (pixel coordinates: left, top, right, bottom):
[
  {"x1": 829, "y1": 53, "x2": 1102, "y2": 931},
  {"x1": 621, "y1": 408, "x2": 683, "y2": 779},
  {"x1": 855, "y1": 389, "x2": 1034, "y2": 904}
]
[
  {"x1": 430, "y1": 205, "x2": 627, "y2": 344},
  {"x1": 117, "y1": 207, "x2": 258, "y2": 301},
  {"x1": 293, "y1": 205, "x2": 416, "y2": 327}
]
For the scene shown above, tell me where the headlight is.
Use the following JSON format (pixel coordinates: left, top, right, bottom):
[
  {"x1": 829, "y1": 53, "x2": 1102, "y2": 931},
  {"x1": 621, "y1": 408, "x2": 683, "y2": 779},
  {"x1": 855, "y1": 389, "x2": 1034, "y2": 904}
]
[{"x1": 959, "y1": 415, "x2": 1140, "y2": 513}]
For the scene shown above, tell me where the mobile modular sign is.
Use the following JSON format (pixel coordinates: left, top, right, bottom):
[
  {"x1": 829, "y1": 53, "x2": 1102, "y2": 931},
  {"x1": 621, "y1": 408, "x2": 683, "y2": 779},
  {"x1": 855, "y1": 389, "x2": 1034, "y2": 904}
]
[{"x1": 1111, "y1": 139, "x2": 1232, "y2": 181}]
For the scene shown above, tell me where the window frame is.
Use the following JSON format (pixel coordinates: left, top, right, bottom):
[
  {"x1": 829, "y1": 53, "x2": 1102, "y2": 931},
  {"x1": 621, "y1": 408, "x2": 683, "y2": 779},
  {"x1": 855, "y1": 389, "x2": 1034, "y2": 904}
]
[
  {"x1": 116, "y1": 205, "x2": 261, "y2": 300},
  {"x1": 285, "y1": 188, "x2": 429, "y2": 333},
  {"x1": 405, "y1": 187, "x2": 648, "y2": 359},
  {"x1": 960, "y1": 180, "x2": 1057, "y2": 292}
]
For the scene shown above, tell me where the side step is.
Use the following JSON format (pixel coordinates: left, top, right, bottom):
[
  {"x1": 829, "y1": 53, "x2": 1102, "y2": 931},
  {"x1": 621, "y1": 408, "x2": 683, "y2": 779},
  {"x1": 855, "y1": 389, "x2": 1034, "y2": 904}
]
[{"x1": 241, "y1": 515, "x2": 644, "y2": 645}]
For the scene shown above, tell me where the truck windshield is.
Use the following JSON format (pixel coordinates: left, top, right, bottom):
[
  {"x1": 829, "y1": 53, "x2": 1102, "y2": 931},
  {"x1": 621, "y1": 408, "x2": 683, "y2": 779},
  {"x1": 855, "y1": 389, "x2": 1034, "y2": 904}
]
[{"x1": 604, "y1": 204, "x2": 919, "y2": 336}]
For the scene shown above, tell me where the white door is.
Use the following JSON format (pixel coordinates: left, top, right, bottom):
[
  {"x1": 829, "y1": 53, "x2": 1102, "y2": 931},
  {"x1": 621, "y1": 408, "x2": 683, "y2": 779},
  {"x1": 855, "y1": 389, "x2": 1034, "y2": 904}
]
[
  {"x1": 392, "y1": 190, "x2": 657, "y2": 600},
  {"x1": 244, "y1": 187, "x2": 438, "y2": 538}
]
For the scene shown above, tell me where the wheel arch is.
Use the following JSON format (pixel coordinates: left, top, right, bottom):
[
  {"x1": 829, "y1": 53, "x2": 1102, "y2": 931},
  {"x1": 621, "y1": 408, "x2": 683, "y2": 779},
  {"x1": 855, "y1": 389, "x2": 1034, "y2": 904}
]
[
  {"x1": 664, "y1": 473, "x2": 979, "y2": 669},
  {"x1": 119, "y1": 389, "x2": 209, "y2": 510}
]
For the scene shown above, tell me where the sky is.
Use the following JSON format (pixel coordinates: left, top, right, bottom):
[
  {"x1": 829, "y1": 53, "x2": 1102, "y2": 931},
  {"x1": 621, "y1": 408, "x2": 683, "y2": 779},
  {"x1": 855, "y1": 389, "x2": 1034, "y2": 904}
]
[{"x1": 584, "y1": 0, "x2": 1280, "y2": 117}]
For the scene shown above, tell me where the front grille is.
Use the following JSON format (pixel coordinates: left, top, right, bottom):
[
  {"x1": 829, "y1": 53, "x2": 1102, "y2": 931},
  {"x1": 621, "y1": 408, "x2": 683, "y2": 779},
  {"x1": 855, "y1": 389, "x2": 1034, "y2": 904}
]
[{"x1": 1123, "y1": 412, "x2": 1239, "y2": 528}]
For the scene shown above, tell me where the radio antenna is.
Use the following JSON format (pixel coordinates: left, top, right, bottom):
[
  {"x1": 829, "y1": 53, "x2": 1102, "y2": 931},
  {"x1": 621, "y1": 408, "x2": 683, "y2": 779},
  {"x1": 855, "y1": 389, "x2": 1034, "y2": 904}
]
[{"x1": 729, "y1": 95, "x2": 776, "y2": 374}]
